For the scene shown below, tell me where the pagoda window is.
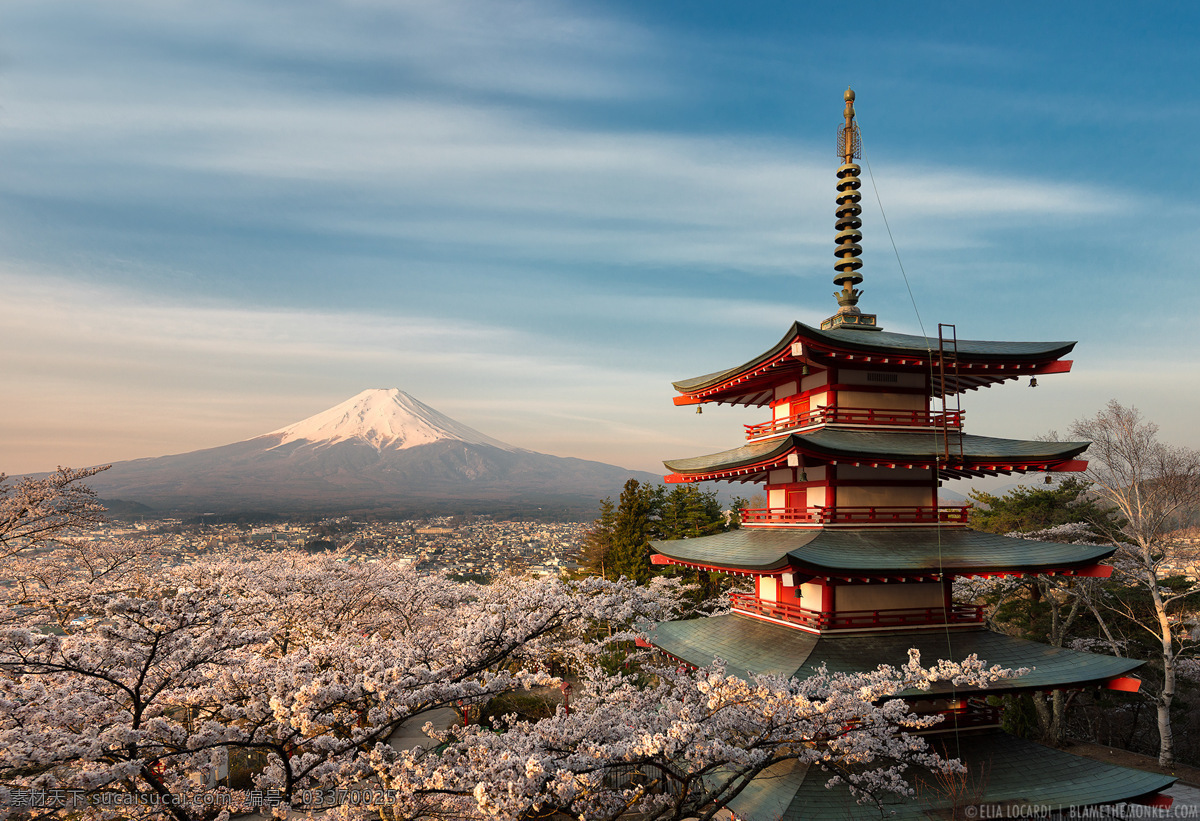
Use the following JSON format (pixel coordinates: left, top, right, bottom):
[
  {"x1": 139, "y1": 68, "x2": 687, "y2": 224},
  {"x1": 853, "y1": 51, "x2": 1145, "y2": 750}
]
[
  {"x1": 837, "y1": 466, "x2": 926, "y2": 480},
  {"x1": 840, "y1": 369, "x2": 926, "y2": 390},
  {"x1": 838, "y1": 485, "x2": 932, "y2": 508},
  {"x1": 838, "y1": 582, "x2": 941, "y2": 612},
  {"x1": 836, "y1": 390, "x2": 927, "y2": 414}
]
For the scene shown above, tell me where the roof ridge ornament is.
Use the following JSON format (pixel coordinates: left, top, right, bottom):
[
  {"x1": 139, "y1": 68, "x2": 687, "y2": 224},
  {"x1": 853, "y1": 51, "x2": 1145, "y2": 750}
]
[{"x1": 821, "y1": 87, "x2": 880, "y2": 332}]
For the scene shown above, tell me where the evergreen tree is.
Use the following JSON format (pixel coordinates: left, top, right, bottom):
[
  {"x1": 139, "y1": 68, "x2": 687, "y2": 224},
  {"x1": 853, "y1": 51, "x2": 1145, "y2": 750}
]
[
  {"x1": 728, "y1": 496, "x2": 749, "y2": 530},
  {"x1": 967, "y1": 477, "x2": 1121, "y2": 746},
  {"x1": 968, "y1": 477, "x2": 1121, "y2": 537},
  {"x1": 583, "y1": 481, "x2": 733, "y2": 586},
  {"x1": 659, "y1": 485, "x2": 724, "y2": 540},
  {"x1": 578, "y1": 499, "x2": 616, "y2": 579},
  {"x1": 609, "y1": 479, "x2": 657, "y2": 584}
]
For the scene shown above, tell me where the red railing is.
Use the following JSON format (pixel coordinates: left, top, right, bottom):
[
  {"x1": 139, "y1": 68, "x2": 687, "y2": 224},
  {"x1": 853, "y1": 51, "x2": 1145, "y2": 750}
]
[
  {"x1": 738, "y1": 508, "x2": 821, "y2": 525},
  {"x1": 744, "y1": 406, "x2": 964, "y2": 439},
  {"x1": 729, "y1": 592, "x2": 984, "y2": 630},
  {"x1": 739, "y1": 505, "x2": 970, "y2": 527},
  {"x1": 939, "y1": 702, "x2": 1003, "y2": 729}
]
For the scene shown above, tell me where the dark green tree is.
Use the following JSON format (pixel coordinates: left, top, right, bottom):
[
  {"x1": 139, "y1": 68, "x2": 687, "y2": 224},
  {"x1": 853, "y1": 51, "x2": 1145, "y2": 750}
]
[
  {"x1": 966, "y1": 478, "x2": 1121, "y2": 746},
  {"x1": 609, "y1": 480, "x2": 658, "y2": 584},
  {"x1": 578, "y1": 499, "x2": 616, "y2": 579},
  {"x1": 968, "y1": 477, "x2": 1121, "y2": 536},
  {"x1": 583, "y1": 481, "x2": 733, "y2": 587},
  {"x1": 727, "y1": 496, "x2": 749, "y2": 530},
  {"x1": 658, "y1": 485, "x2": 724, "y2": 540}
]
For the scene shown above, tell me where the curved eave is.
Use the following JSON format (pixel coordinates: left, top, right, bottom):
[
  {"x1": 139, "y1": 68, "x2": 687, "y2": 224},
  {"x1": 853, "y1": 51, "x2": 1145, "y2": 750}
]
[
  {"x1": 672, "y1": 324, "x2": 798, "y2": 398},
  {"x1": 650, "y1": 527, "x2": 1116, "y2": 576},
  {"x1": 728, "y1": 732, "x2": 1174, "y2": 820},
  {"x1": 645, "y1": 616, "x2": 1143, "y2": 696},
  {"x1": 809, "y1": 322, "x2": 1076, "y2": 361},
  {"x1": 664, "y1": 436, "x2": 793, "y2": 482},
  {"x1": 672, "y1": 322, "x2": 1077, "y2": 405},
  {"x1": 663, "y1": 430, "x2": 1090, "y2": 482}
]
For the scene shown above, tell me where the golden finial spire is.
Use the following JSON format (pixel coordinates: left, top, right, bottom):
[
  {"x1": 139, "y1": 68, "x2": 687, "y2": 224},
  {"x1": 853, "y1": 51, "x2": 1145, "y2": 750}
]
[
  {"x1": 841, "y1": 87, "x2": 860, "y2": 165},
  {"x1": 822, "y1": 87, "x2": 879, "y2": 332}
]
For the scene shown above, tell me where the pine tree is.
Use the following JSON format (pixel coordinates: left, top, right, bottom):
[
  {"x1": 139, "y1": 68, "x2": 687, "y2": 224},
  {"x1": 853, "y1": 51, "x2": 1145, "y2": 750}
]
[
  {"x1": 659, "y1": 485, "x2": 724, "y2": 540},
  {"x1": 727, "y1": 496, "x2": 749, "y2": 530},
  {"x1": 578, "y1": 499, "x2": 616, "y2": 579},
  {"x1": 609, "y1": 479, "x2": 657, "y2": 584},
  {"x1": 967, "y1": 477, "x2": 1121, "y2": 537}
]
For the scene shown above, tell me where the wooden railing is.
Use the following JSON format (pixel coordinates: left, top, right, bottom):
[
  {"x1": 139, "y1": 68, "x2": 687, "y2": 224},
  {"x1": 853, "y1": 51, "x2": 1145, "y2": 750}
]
[
  {"x1": 729, "y1": 592, "x2": 984, "y2": 630},
  {"x1": 738, "y1": 508, "x2": 821, "y2": 525},
  {"x1": 940, "y1": 702, "x2": 1003, "y2": 729},
  {"x1": 744, "y1": 406, "x2": 963, "y2": 439},
  {"x1": 739, "y1": 505, "x2": 970, "y2": 527}
]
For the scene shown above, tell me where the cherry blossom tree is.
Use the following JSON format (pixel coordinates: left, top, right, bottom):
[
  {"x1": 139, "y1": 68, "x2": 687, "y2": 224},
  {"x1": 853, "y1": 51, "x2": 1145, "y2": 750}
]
[
  {"x1": 368, "y1": 652, "x2": 1020, "y2": 821},
  {"x1": 0, "y1": 477, "x2": 1023, "y2": 821},
  {"x1": 0, "y1": 556, "x2": 697, "y2": 819},
  {"x1": 0, "y1": 466, "x2": 109, "y2": 560},
  {"x1": 955, "y1": 522, "x2": 1108, "y2": 746}
]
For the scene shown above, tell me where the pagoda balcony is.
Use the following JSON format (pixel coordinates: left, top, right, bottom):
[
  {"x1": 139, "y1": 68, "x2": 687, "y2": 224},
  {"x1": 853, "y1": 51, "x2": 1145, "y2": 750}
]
[
  {"x1": 729, "y1": 592, "x2": 984, "y2": 630},
  {"x1": 744, "y1": 406, "x2": 963, "y2": 440},
  {"x1": 739, "y1": 504, "x2": 971, "y2": 528},
  {"x1": 937, "y1": 700, "x2": 1004, "y2": 731}
]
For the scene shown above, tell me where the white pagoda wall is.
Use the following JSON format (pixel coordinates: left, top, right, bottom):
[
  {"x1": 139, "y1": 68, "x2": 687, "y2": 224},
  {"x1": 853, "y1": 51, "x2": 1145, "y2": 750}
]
[
  {"x1": 837, "y1": 582, "x2": 942, "y2": 612},
  {"x1": 835, "y1": 390, "x2": 926, "y2": 411}
]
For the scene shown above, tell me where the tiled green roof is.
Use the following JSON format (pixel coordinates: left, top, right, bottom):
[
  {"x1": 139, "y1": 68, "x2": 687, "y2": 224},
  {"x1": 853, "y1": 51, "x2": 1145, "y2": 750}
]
[
  {"x1": 673, "y1": 321, "x2": 1076, "y2": 393},
  {"x1": 651, "y1": 527, "x2": 1115, "y2": 574},
  {"x1": 663, "y1": 437, "x2": 789, "y2": 474},
  {"x1": 649, "y1": 613, "x2": 819, "y2": 679},
  {"x1": 663, "y1": 430, "x2": 1089, "y2": 474},
  {"x1": 727, "y1": 732, "x2": 1174, "y2": 820},
  {"x1": 647, "y1": 616, "x2": 1142, "y2": 694},
  {"x1": 652, "y1": 528, "x2": 808, "y2": 572},
  {"x1": 818, "y1": 324, "x2": 1076, "y2": 359}
]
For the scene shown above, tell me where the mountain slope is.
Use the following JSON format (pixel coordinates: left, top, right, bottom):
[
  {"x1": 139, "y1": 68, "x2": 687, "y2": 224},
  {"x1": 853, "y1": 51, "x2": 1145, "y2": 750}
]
[
  {"x1": 81, "y1": 389, "x2": 662, "y2": 516},
  {"x1": 266, "y1": 389, "x2": 520, "y2": 453}
]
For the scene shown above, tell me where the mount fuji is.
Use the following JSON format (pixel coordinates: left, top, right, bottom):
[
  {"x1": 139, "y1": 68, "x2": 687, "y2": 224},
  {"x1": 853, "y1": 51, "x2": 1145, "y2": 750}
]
[{"x1": 82, "y1": 389, "x2": 663, "y2": 517}]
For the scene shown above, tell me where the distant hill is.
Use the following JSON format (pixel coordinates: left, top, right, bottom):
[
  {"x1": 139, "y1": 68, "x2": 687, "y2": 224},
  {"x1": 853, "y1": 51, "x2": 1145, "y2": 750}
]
[
  {"x1": 937, "y1": 488, "x2": 969, "y2": 505},
  {"x1": 78, "y1": 389, "x2": 663, "y2": 519}
]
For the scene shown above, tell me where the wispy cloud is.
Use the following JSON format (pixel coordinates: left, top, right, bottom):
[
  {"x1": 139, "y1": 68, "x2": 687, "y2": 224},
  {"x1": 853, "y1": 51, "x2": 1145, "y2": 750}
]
[
  {"x1": 0, "y1": 0, "x2": 1189, "y2": 478},
  {"x1": 0, "y1": 267, "x2": 735, "y2": 472}
]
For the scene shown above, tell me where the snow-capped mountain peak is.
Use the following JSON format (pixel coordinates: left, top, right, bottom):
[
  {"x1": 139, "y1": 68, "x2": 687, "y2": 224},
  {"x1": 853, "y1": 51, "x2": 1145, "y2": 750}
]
[{"x1": 264, "y1": 389, "x2": 519, "y2": 452}]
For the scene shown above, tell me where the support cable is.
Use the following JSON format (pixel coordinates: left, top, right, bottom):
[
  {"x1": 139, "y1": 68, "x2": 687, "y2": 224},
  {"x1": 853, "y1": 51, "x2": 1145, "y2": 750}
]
[{"x1": 860, "y1": 127, "x2": 964, "y2": 761}]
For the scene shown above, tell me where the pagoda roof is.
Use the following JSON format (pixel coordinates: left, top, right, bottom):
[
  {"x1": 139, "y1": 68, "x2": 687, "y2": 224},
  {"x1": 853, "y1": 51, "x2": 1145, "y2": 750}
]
[
  {"x1": 673, "y1": 322, "x2": 1075, "y2": 405},
  {"x1": 650, "y1": 527, "x2": 1115, "y2": 577},
  {"x1": 645, "y1": 616, "x2": 1142, "y2": 695},
  {"x1": 663, "y1": 429, "x2": 1089, "y2": 481},
  {"x1": 726, "y1": 731, "x2": 1174, "y2": 820}
]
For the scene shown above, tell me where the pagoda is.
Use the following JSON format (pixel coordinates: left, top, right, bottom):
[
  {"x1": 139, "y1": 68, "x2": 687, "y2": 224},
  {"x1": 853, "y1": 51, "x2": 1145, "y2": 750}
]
[{"x1": 644, "y1": 89, "x2": 1176, "y2": 817}]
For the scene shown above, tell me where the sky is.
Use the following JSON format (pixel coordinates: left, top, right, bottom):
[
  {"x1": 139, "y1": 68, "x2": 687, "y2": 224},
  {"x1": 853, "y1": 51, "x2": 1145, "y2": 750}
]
[{"x1": 3, "y1": 0, "x2": 1199, "y2": 494}]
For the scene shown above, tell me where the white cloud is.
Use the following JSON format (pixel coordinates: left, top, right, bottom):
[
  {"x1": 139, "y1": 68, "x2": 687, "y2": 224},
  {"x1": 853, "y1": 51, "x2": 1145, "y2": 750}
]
[
  {"x1": 1, "y1": 0, "x2": 1188, "y2": 485},
  {"x1": 0, "y1": 268, "x2": 705, "y2": 473}
]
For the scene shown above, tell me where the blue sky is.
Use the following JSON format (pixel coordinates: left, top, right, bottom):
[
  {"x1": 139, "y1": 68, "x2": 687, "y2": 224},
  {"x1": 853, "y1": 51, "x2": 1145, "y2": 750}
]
[{"x1": 3, "y1": 0, "x2": 1198, "y2": 488}]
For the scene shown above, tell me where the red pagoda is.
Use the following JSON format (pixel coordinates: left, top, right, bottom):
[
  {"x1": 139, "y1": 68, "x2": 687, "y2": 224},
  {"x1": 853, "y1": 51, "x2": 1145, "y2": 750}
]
[{"x1": 644, "y1": 89, "x2": 1176, "y2": 816}]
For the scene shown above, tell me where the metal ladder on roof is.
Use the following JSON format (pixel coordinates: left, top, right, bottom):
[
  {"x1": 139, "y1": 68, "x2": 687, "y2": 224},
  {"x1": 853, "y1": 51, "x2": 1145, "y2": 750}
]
[{"x1": 936, "y1": 323, "x2": 965, "y2": 471}]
